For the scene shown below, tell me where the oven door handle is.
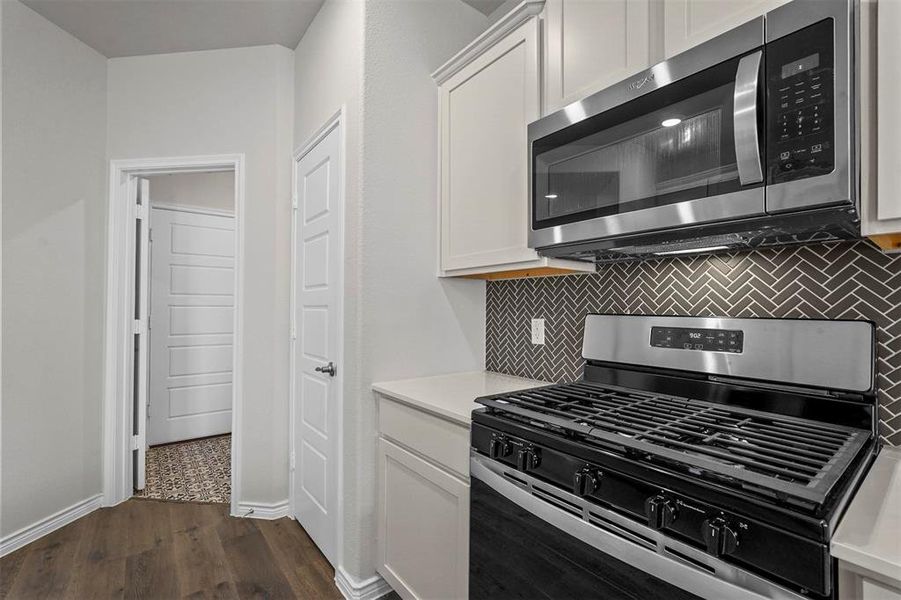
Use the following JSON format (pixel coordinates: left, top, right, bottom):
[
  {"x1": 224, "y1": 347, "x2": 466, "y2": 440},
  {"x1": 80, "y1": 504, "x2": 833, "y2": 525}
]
[{"x1": 733, "y1": 50, "x2": 764, "y2": 186}]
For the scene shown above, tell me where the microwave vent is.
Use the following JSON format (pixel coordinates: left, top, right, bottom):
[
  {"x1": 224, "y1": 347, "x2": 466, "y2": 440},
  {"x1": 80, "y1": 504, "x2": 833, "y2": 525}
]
[{"x1": 563, "y1": 226, "x2": 855, "y2": 263}]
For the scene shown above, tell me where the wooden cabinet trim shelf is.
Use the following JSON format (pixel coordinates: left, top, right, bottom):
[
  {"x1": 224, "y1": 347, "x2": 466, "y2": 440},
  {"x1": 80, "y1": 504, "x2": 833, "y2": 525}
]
[{"x1": 462, "y1": 265, "x2": 588, "y2": 280}]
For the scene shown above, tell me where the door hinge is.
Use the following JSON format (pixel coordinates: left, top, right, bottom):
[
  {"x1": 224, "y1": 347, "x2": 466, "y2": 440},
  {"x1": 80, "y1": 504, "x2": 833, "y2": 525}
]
[
  {"x1": 130, "y1": 435, "x2": 140, "y2": 451},
  {"x1": 290, "y1": 451, "x2": 296, "y2": 471},
  {"x1": 290, "y1": 323, "x2": 297, "y2": 340},
  {"x1": 133, "y1": 319, "x2": 146, "y2": 335},
  {"x1": 292, "y1": 195, "x2": 298, "y2": 210},
  {"x1": 136, "y1": 203, "x2": 148, "y2": 220}
]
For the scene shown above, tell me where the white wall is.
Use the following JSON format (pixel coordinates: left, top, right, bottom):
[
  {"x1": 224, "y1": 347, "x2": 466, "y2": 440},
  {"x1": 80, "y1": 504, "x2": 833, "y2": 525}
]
[
  {"x1": 1, "y1": 0, "x2": 107, "y2": 537},
  {"x1": 356, "y1": 0, "x2": 488, "y2": 579},
  {"x1": 294, "y1": 0, "x2": 488, "y2": 582},
  {"x1": 107, "y1": 45, "x2": 295, "y2": 505},
  {"x1": 147, "y1": 171, "x2": 235, "y2": 213}
]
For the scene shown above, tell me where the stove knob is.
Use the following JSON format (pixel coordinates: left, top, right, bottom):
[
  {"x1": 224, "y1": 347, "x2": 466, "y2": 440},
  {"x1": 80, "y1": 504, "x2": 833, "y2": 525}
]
[
  {"x1": 488, "y1": 434, "x2": 512, "y2": 459},
  {"x1": 701, "y1": 517, "x2": 739, "y2": 557},
  {"x1": 644, "y1": 495, "x2": 677, "y2": 530},
  {"x1": 572, "y1": 466, "x2": 601, "y2": 497},
  {"x1": 516, "y1": 445, "x2": 541, "y2": 472}
]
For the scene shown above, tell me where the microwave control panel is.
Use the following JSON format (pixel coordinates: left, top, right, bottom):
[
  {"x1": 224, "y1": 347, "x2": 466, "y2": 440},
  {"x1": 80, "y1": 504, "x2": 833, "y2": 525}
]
[{"x1": 766, "y1": 19, "x2": 835, "y2": 185}]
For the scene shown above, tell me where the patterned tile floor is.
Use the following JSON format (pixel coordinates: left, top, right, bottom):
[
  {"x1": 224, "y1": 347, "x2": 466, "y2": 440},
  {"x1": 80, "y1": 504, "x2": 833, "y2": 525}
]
[{"x1": 135, "y1": 434, "x2": 231, "y2": 503}]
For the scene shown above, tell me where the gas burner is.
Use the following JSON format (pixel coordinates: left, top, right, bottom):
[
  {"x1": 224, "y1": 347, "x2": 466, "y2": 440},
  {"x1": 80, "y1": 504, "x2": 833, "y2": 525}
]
[{"x1": 479, "y1": 379, "x2": 867, "y2": 505}]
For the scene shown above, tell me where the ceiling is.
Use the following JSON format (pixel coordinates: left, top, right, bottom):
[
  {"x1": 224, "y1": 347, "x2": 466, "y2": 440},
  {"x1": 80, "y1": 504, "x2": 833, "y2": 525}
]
[
  {"x1": 459, "y1": 0, "x2": 507, "y2": 16},
  {"x1": 22, "y1": 0, "x2": 326, "y2": 58}
]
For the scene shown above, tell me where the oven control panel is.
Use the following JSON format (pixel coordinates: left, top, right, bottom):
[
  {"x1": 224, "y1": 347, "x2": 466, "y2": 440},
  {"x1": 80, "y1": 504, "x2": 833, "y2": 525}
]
[
  {"x1": 650, "y1": 326, "x2": 743, "y2": 353},
  {"x1": 766, "y1": 18, "x2": 835, "y2": 185}
]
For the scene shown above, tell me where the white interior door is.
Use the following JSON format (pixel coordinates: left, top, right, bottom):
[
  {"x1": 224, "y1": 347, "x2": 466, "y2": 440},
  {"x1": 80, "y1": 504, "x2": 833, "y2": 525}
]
[
  {"x1": 133, "y1": 178, "x2": 151, "y2": 490},
  {"x1": 292, "y1": 123, "x2": 343, "y2": 565},
  {"x1": 149, "y1": 207, "x2": 235, "y2": 445}
]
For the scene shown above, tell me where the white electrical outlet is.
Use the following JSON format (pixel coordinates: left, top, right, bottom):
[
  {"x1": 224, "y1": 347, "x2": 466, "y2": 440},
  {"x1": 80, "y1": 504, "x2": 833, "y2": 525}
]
[{"x1": 531, "y1": 318, "x2": 545, "y2": 345}]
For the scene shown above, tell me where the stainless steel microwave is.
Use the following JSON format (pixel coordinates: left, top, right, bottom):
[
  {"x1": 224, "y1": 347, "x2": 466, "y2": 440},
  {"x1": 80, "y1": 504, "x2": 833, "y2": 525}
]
[{"x1": 528, "y1": 0, "x2": 860, "y2": 261}]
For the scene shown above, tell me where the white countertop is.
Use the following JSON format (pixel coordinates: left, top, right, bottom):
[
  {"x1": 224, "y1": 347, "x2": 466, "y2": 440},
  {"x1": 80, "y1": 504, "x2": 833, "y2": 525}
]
[
  {"x1": 832, "y1": 447, "x2": 901, "y2": 583},
  {"x1": 372, "y1": 370, "x2": 548, "y2": 425}
]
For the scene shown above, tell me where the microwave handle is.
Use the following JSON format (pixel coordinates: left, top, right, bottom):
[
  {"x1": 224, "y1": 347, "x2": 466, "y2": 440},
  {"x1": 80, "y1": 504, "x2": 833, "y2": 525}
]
[{"x1": 733, "y1": 50, "x2": 764, "y2": 186}]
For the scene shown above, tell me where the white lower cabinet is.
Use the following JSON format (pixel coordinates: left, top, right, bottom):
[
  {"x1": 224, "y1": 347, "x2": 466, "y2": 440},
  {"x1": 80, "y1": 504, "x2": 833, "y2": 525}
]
[
  {"x1": 377, "y1": 398, "x2": 470, "y2": 600},
  {"x1": 839, "y1": 562, "x2": 901, "y2": 600}
]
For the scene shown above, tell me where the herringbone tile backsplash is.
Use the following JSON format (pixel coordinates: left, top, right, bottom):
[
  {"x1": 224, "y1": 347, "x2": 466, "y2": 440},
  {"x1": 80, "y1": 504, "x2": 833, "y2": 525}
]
[{"x1": 486, "y1": 241, "x2": 901, "y2": 446}]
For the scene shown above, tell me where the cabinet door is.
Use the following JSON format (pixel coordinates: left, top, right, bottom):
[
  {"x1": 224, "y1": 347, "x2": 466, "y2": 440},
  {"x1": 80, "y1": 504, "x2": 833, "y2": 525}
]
[
  {"x1": 862, "y1": 0, "x2": 901, "y2": 247},
  {"x1": 377, "y1": 438, "x2": 469, "y2": 600},
  {"x1": 545, "y1": 0, "x2": 651, "y2": 114},
  {"x1": 663, "y1": 0, "x2": 789, "y2": 58},
  {"x1": 838, "y1": 562, "x2": 901, "y2": 600},
  {"x1": 440, "y1": 18, "x2": 541, "y2": 272}
]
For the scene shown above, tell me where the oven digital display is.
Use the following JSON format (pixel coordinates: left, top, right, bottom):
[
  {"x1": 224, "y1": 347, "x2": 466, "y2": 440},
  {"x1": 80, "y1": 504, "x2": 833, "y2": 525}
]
[{"x1": 650, "y1": 326, "x2": 743, "y2": 353}]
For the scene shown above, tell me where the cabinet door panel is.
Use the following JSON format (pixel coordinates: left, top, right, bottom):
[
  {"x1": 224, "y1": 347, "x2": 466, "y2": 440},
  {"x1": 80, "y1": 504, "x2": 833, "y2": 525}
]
[
  {"x1": 378, "y1": 396, "x2": 470, "y2": 478},
  {"x1": 664, "y1": 0, "x2": 789, "y2": 58},
  {"x1": 859, "y1": 0, "x2": 899, "y2": 244},
  {"x1": 440, "y1": 19, "x2": 541, "y2": 272},
  {"x1": 545, "y1": 0, "x2": 651, "y2": 114},
  {"x1": 875, "y1": 0, "x2": 901, "y2": 221},
  {"x1": 377, "y1": 439, "x2": 469, "y2": 600}
]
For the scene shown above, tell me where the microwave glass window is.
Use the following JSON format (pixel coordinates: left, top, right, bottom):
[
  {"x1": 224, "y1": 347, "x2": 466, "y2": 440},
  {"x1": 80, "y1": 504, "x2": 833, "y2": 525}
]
[{"x1": 532, "y1": 54, "x2": 758, "y2": 230}]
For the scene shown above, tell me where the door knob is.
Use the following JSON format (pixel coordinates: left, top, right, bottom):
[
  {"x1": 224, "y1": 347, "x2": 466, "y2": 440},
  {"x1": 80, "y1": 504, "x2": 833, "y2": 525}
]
[{"x1": 315, "y1": 361, "x2": 336, "y2": 377}]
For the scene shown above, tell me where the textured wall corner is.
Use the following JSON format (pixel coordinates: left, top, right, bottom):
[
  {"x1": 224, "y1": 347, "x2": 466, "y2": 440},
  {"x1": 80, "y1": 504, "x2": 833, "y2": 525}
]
[{"x1": 486, "y1": 240, "x2": 901, "y2": 446}]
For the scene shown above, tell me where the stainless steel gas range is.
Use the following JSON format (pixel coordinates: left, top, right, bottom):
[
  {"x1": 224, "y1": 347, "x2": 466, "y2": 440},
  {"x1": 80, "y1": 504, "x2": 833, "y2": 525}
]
[{"x1": 469, "y1": 315, "x2": 879, "y2": 599}]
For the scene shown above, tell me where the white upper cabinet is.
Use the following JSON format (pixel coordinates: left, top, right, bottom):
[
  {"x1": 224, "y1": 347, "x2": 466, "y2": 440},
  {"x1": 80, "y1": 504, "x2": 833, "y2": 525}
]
[
  {"x1": 663, "y1": 0, "x2": 790, "y2": 58},
  {"x1": 544, "y1": 0, "x2": 655, "y2": 114},
  {"x1": 434, "y1": 2, "x2": 595, "y2": 278},
  {"x1": 440, "y1": 18, "x2": 540, "y2": 273},
  {"x1": 861, "y1": 0, "x2": 901, "y2": 251}
]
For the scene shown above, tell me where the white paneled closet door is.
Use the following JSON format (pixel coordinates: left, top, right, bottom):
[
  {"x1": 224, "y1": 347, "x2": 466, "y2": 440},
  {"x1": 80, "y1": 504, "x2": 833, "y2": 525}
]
[
  {"x1": 148, "y1": 207, "x2": 235, "y2": 446},
  {"x1": 292, "y1": 121, "x2": 343, "y2": 565}
]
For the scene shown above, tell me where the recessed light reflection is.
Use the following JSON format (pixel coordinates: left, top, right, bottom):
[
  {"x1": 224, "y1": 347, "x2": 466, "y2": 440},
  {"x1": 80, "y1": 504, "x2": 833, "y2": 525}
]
[
  {"x1": 661, "y1": 118, "x2": 682, "y2": 127},
  {"x1": 545, "y1": 194, "x2": 558, "y2": 199}
]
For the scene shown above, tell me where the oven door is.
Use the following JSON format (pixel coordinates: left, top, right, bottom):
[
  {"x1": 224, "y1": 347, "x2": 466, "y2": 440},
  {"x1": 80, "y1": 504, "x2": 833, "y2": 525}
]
[
  {"x1": 528, "y1": 19, "x2": 767, "y2": 251},
  {"x1": 469, "y1": 452, "x2": 808, "y2": 600}
]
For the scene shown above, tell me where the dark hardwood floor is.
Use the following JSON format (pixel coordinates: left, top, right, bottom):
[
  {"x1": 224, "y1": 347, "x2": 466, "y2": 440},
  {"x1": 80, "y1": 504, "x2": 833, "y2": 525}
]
[{"x1": 0, "y1": 499, "x2": 349, "y2": 599}]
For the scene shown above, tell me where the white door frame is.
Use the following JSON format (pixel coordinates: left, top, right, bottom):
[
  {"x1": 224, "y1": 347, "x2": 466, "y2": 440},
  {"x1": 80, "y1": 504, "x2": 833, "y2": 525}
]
[
  {"x1": 102, "y1": 154, "x2": 245, "y2": 516},
  {"x1": 290, "y1": 109, "x2": 346, "y2": 568}
]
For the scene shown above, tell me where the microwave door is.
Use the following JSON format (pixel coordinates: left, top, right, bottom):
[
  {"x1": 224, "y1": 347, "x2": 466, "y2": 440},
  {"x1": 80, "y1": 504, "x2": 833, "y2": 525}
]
[{"x1": 529, "y1": 42, "x2": 767, "y2": 250}]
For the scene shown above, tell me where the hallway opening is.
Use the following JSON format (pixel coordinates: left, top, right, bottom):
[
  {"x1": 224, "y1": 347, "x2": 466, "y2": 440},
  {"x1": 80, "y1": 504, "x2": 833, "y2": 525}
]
[{"x1": 103, "y1": 155, "x2": 245, "y2": 514}]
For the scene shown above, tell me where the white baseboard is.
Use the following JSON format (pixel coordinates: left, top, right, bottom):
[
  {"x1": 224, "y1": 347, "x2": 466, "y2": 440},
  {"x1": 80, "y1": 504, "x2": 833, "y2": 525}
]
[
  {"x1": 335, "y1": 567, "x2": 394, "y2": 600},
  {"x1": 234, "y1": 500, "x2": 290, "y2": 520},
  {"x1": 0, "y1": 494, "x2": 103, "y2": 557}
]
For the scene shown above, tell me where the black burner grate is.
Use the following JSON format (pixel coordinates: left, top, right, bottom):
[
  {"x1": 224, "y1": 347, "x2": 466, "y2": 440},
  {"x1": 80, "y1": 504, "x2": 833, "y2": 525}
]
[{"x1": 476, "y1": 381, "x2": 867, "y2": 505}]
